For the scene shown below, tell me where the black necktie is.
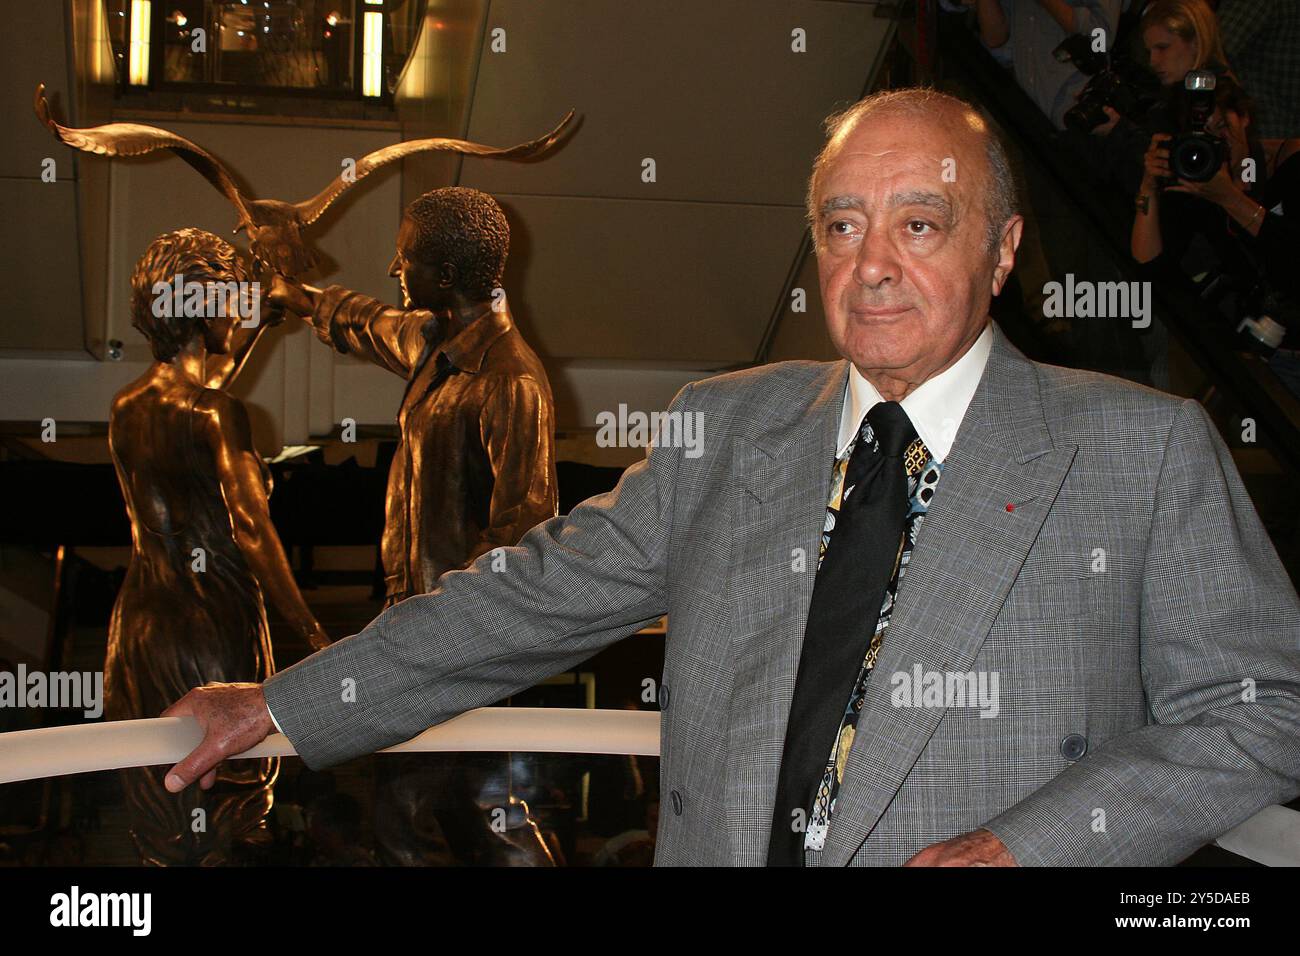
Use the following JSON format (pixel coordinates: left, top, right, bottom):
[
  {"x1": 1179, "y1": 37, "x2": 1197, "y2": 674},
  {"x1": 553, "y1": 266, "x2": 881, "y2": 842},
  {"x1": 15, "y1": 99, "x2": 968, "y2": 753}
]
[{"x1": 766, "y1": 400, "x2": 918, "y2": 866}]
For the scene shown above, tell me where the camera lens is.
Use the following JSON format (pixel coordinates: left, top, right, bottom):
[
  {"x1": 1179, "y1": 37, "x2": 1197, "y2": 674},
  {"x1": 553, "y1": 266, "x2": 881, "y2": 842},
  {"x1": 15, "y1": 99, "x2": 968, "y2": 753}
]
[
  {"x1": 1171, "y1": 134, "x2": 1220, "y2": 182},
  {"x1": 1065, "y1": 98, "x2": 1107, "y2": 134}
]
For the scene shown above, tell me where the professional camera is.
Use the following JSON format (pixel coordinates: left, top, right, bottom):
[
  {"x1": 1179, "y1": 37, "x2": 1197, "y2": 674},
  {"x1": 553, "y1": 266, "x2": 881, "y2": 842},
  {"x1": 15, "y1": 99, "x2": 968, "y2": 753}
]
[
  {"x1": 1198, "y1": 269, "x2": 1295, "y2": 354},
  {"x1": 1167, "y1": 70, "x2": 1229, "y2": 183},
  {"x1": 1237, "y1": 279, "x2": 1294, "y2": 355},
  {"x1": 1054, "y1": 33, "x2": 1154, "y2": 135}
]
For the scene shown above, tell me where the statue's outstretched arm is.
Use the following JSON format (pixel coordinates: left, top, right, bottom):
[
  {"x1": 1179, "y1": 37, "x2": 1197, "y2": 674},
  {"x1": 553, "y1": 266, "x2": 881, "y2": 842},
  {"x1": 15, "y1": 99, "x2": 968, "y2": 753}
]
[{"x1": 271, "y1": 276, "x2": 437, "y2": 379}]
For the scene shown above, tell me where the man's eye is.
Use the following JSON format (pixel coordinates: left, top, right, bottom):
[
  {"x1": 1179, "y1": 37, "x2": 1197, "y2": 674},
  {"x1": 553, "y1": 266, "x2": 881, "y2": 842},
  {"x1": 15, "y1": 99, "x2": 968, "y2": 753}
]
[
  {"x1": 906, "y1": 220, "x2": 935, "y2": 236},
  {"x1": 827, "y1": 220, "x2": 856, "y2": 237}
]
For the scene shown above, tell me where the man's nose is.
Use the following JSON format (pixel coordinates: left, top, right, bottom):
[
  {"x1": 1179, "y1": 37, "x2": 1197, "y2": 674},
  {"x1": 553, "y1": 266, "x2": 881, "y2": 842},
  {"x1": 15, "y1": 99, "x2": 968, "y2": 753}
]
[
  {"x1": 853, "y1": 226, "x2": 901, "y2": 288},
  {"x1": 387, "y1": 254, "x2": 401, "y2": 277}
]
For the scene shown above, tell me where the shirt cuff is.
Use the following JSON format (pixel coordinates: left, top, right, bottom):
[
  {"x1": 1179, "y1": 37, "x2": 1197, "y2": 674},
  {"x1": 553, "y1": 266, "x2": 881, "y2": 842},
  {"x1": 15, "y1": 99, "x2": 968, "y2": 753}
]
[
  {"x1": 266, "y1": 698, "x2": 284, "y2": 734},
  {"x1": 314, "y1": 285, "x2": 363, "y2": 354}
]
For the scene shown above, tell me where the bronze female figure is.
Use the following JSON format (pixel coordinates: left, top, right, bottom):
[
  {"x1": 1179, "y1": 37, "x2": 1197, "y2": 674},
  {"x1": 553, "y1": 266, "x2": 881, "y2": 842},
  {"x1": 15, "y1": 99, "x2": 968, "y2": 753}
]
[{"x1": 105, "y1": 228, "x2": 327, "y2": 865}]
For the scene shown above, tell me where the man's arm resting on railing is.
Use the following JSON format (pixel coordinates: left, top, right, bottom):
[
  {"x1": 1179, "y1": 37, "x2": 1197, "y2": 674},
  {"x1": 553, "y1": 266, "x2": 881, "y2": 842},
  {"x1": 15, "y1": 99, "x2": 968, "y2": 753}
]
[
  {"x1": 982, "y1": 399, "x2": 1300, "y2": 864},
  {"x1": 165, "y1": 383, "x2": 693, "y2": 787}
]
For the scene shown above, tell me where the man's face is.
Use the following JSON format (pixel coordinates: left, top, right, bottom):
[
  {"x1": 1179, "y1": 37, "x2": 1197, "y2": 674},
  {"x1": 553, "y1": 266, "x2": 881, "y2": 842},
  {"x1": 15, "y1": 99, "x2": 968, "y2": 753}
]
[
  {"x1": 813, "y1": 110, "x2": 1019, "y2": 397},
  {"x1": 388, "y1": 215, "x2": 443, "y2": 308}
]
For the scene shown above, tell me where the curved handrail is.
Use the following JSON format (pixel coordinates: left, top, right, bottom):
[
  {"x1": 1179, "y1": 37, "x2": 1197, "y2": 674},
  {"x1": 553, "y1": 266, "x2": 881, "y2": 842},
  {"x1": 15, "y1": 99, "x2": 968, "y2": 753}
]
[
  {"x1": 1, "y1": 707, "x2": 1292, "y2": 865},
  {"x1": 0, "y1": 708, "x2": 661, "y2": 785}
]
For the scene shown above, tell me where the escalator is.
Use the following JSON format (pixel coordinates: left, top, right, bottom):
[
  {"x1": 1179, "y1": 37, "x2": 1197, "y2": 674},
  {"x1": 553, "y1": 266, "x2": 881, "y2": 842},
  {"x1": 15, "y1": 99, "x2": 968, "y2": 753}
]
[{"x1": 931, "y1": 11, "x2": 1300, "y2": 584}]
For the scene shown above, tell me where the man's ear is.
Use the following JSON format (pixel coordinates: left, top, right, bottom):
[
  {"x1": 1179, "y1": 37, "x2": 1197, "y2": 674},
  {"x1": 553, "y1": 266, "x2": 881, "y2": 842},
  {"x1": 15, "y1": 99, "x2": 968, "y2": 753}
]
[
  {"x1": 992, "y1": 214, "x2": 1024, "y2": 297},
  {"x1": 438, "y1": 262, "x2": 459, "y2": 289}
]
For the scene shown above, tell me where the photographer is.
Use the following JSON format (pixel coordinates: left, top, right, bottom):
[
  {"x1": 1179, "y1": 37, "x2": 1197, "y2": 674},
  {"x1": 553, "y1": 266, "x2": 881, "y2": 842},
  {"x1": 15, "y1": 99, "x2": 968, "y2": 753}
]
[
  {"x1": 971, "y1": 0, "x2": 1123, "y2": 129},
  {"x1": 1132, "y1": 76, "x2": 1300, "y2": 362},
  {"x1": 1139, "y1": 0, "x2": 1227, "y2": 92},
  {"x1": 1089, "y1": 0, "x2": 1231, "y2": 192}
]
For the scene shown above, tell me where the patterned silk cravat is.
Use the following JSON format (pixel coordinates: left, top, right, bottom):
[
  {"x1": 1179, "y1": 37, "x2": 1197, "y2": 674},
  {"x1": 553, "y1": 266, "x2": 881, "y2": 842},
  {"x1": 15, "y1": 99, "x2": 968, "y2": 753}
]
[
  {"x1": 768, "y1": 401, "x2": 929, "y2": 866},
  {"x1": 802, "y1": 411, "x2": 942, "y2": 852}
]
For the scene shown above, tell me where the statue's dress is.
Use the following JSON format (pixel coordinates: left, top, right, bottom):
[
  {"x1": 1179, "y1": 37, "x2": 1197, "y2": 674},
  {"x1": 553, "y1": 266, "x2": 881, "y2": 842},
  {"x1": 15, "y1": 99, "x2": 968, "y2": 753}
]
[{"x1": 104, "y1": 384, "x2": 277, "y2": 865}]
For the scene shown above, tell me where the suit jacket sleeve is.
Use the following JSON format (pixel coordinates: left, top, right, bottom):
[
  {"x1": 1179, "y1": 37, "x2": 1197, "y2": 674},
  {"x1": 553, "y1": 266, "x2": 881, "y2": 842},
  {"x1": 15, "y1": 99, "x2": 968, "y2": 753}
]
[
  {"x1": 311, "y1": 285, "x2": 436, "y2": 379},
  {"x1": 465, "y1": 373, "x2": 559, "y2": 565},
  {"x1": 983, "y1": 398, "x2": 1300, "y2": 865},
  {"x1": 262, "y1": 383, "x2": 693, "y2": 770}
]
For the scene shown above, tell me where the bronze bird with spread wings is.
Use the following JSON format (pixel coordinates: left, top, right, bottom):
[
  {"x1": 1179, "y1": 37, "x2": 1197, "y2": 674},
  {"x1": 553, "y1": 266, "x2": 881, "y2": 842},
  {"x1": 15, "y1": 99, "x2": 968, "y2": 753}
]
[{"x1": 34, "y1": 83, "x2": 575, "y2": 277}]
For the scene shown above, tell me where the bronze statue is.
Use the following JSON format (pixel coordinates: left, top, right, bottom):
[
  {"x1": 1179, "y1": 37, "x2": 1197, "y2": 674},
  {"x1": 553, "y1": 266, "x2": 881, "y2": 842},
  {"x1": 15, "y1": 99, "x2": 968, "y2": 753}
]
[
  {"x1": 104, "y1": 228, "x2": 328, "y2": 865},
  {"x1": 272, "y1": 187, "x2": 559, "y2": 601},
  {"x1": 272, "y1": 186, "x2": 560, "y2": 865},
  {"x1": 39, "y1": 78, "x2": 578, "y2": 862},
  {"x1": 34, "y1": 84, "x2": 573, "y2": 275}
]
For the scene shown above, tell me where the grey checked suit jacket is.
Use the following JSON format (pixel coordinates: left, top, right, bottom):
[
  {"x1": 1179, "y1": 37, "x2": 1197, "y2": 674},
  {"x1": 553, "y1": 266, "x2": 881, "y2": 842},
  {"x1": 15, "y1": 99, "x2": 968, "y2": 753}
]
[{"x1": 264, "y1": 321, "x2": 1300, "y2": 866}]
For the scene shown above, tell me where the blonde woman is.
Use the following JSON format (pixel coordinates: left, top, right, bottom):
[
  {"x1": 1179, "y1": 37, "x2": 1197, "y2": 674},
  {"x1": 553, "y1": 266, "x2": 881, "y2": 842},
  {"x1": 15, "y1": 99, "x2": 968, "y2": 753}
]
[{"x1": 1140, "y1": 0, "x2": 1230, "y2": 88}]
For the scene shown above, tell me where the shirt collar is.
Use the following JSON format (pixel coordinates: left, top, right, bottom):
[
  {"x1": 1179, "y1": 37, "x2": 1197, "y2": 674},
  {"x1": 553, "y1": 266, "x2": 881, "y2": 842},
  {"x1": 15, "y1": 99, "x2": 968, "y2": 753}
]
[
  {"x1": 436, "y1": 303, "x2": 513, "y2": 373},
  {"x1": 836, "y1": 320, "x2": 993, "y2": 462}
]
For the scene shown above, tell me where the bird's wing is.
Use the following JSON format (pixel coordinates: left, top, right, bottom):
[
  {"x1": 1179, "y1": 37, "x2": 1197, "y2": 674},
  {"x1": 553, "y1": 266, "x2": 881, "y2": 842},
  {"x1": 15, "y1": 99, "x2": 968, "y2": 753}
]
[
  {"x1": 33, "y1": 82, "x2": 255, "y2": 226},
  {"x1": 294, "y1": 109, "x2": 577, "y2": 226}
]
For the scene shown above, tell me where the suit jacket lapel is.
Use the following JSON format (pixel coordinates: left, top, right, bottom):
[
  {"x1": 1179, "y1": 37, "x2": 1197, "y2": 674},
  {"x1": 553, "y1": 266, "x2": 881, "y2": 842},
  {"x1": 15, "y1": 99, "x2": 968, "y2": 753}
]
[
  {"x1": 820, "y1": 324, "x2": 1078, "y2": 865},
  {"x1": 724, "y1": 361, "x2": 846, "y2": 866}
]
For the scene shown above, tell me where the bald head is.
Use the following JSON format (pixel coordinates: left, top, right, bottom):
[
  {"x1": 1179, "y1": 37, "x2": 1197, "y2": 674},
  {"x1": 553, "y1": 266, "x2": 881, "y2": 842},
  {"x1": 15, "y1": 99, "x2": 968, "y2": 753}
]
[{"x1": 807, "y1": 89, "x2": 1017, "y2": 255}]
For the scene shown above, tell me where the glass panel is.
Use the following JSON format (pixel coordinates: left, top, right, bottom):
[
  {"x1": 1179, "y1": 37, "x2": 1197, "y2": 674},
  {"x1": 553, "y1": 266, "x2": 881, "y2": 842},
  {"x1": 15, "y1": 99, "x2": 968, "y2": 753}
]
[
  {"x1": 133, "y1": 1, "x2": 361, "y2": 91},
  {"x1": 158, "y1": 1, "x2": 204, "y2": 82},
  {"x1": 0, "y1": 751, "x2": 660, "y2": 867}
]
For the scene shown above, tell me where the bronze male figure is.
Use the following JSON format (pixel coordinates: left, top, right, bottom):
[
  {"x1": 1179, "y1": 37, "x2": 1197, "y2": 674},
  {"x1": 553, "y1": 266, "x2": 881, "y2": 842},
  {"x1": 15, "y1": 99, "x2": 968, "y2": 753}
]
[{"x1": 273, "y1": 187, "x2": 559, "y2": 864}]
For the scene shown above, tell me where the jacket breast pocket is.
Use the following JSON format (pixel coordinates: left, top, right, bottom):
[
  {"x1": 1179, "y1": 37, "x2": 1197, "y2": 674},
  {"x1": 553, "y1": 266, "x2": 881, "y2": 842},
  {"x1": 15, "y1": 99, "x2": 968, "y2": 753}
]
[{"x1": 996, "y1": 572, "x2": 1111, "y2": 623}]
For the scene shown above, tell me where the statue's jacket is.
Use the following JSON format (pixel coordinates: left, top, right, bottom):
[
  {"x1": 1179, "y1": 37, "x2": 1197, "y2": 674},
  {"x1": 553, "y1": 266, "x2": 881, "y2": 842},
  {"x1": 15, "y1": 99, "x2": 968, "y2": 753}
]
[{"x1": 311, "y1": 286, "x2": 558, "y2": 603}]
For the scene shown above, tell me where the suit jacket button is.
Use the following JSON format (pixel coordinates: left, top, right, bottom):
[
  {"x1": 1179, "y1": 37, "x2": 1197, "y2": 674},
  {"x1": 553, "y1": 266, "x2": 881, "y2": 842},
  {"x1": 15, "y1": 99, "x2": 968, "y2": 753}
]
[
  {"x1": 1061, "y1": 733, "x2": 1088, "y2": 761},
  {"x1": 670, "y1": 790, "x2": 684, "y2": 815},
  {"x1": 659, "y1": 683, "x2": 670, "y2": 711}
]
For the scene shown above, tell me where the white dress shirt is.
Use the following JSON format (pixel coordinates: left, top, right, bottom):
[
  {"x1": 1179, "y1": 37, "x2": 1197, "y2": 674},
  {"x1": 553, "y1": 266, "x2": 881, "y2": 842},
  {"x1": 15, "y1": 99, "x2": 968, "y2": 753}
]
[{"x1": 836, "y1": 321, "x2": 994, "y2": 462}]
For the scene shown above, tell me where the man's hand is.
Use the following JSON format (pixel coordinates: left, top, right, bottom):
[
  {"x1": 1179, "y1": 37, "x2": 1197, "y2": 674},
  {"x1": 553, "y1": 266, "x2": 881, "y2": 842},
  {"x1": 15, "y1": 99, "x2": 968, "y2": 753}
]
[
  {"x1": 1092, "y1": 105, "x2": 1122, "y2": 137},
  {"x1": 267, "y1": 274, "x2": 316, "y2": 318},
  {"x1": 903, "y1": 828, "x2": 1018, "y2": 866},
  {"x1": 160, "y1": 683, "x2": 276, "y2": 793}
]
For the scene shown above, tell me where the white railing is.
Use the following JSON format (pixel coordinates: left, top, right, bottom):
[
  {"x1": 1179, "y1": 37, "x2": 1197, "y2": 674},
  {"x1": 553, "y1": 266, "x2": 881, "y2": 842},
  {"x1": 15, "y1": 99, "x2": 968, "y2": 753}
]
[
  {"x1": 1, "y1": 710, "x2": 1294, "y2": 866},
  {"x1": 0, "y1": 708, "x2": 660, "y2": 785},
  {"x1": 1213, "y1": 805, "x2": 1300, "y2": 867}
]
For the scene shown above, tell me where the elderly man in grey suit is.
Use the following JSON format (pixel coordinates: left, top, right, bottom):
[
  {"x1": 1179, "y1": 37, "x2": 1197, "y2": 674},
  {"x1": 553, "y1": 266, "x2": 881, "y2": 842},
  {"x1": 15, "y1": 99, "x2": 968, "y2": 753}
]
[{"x1": 162, "y1": 87, "x2": 1300, "y2": 866}]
